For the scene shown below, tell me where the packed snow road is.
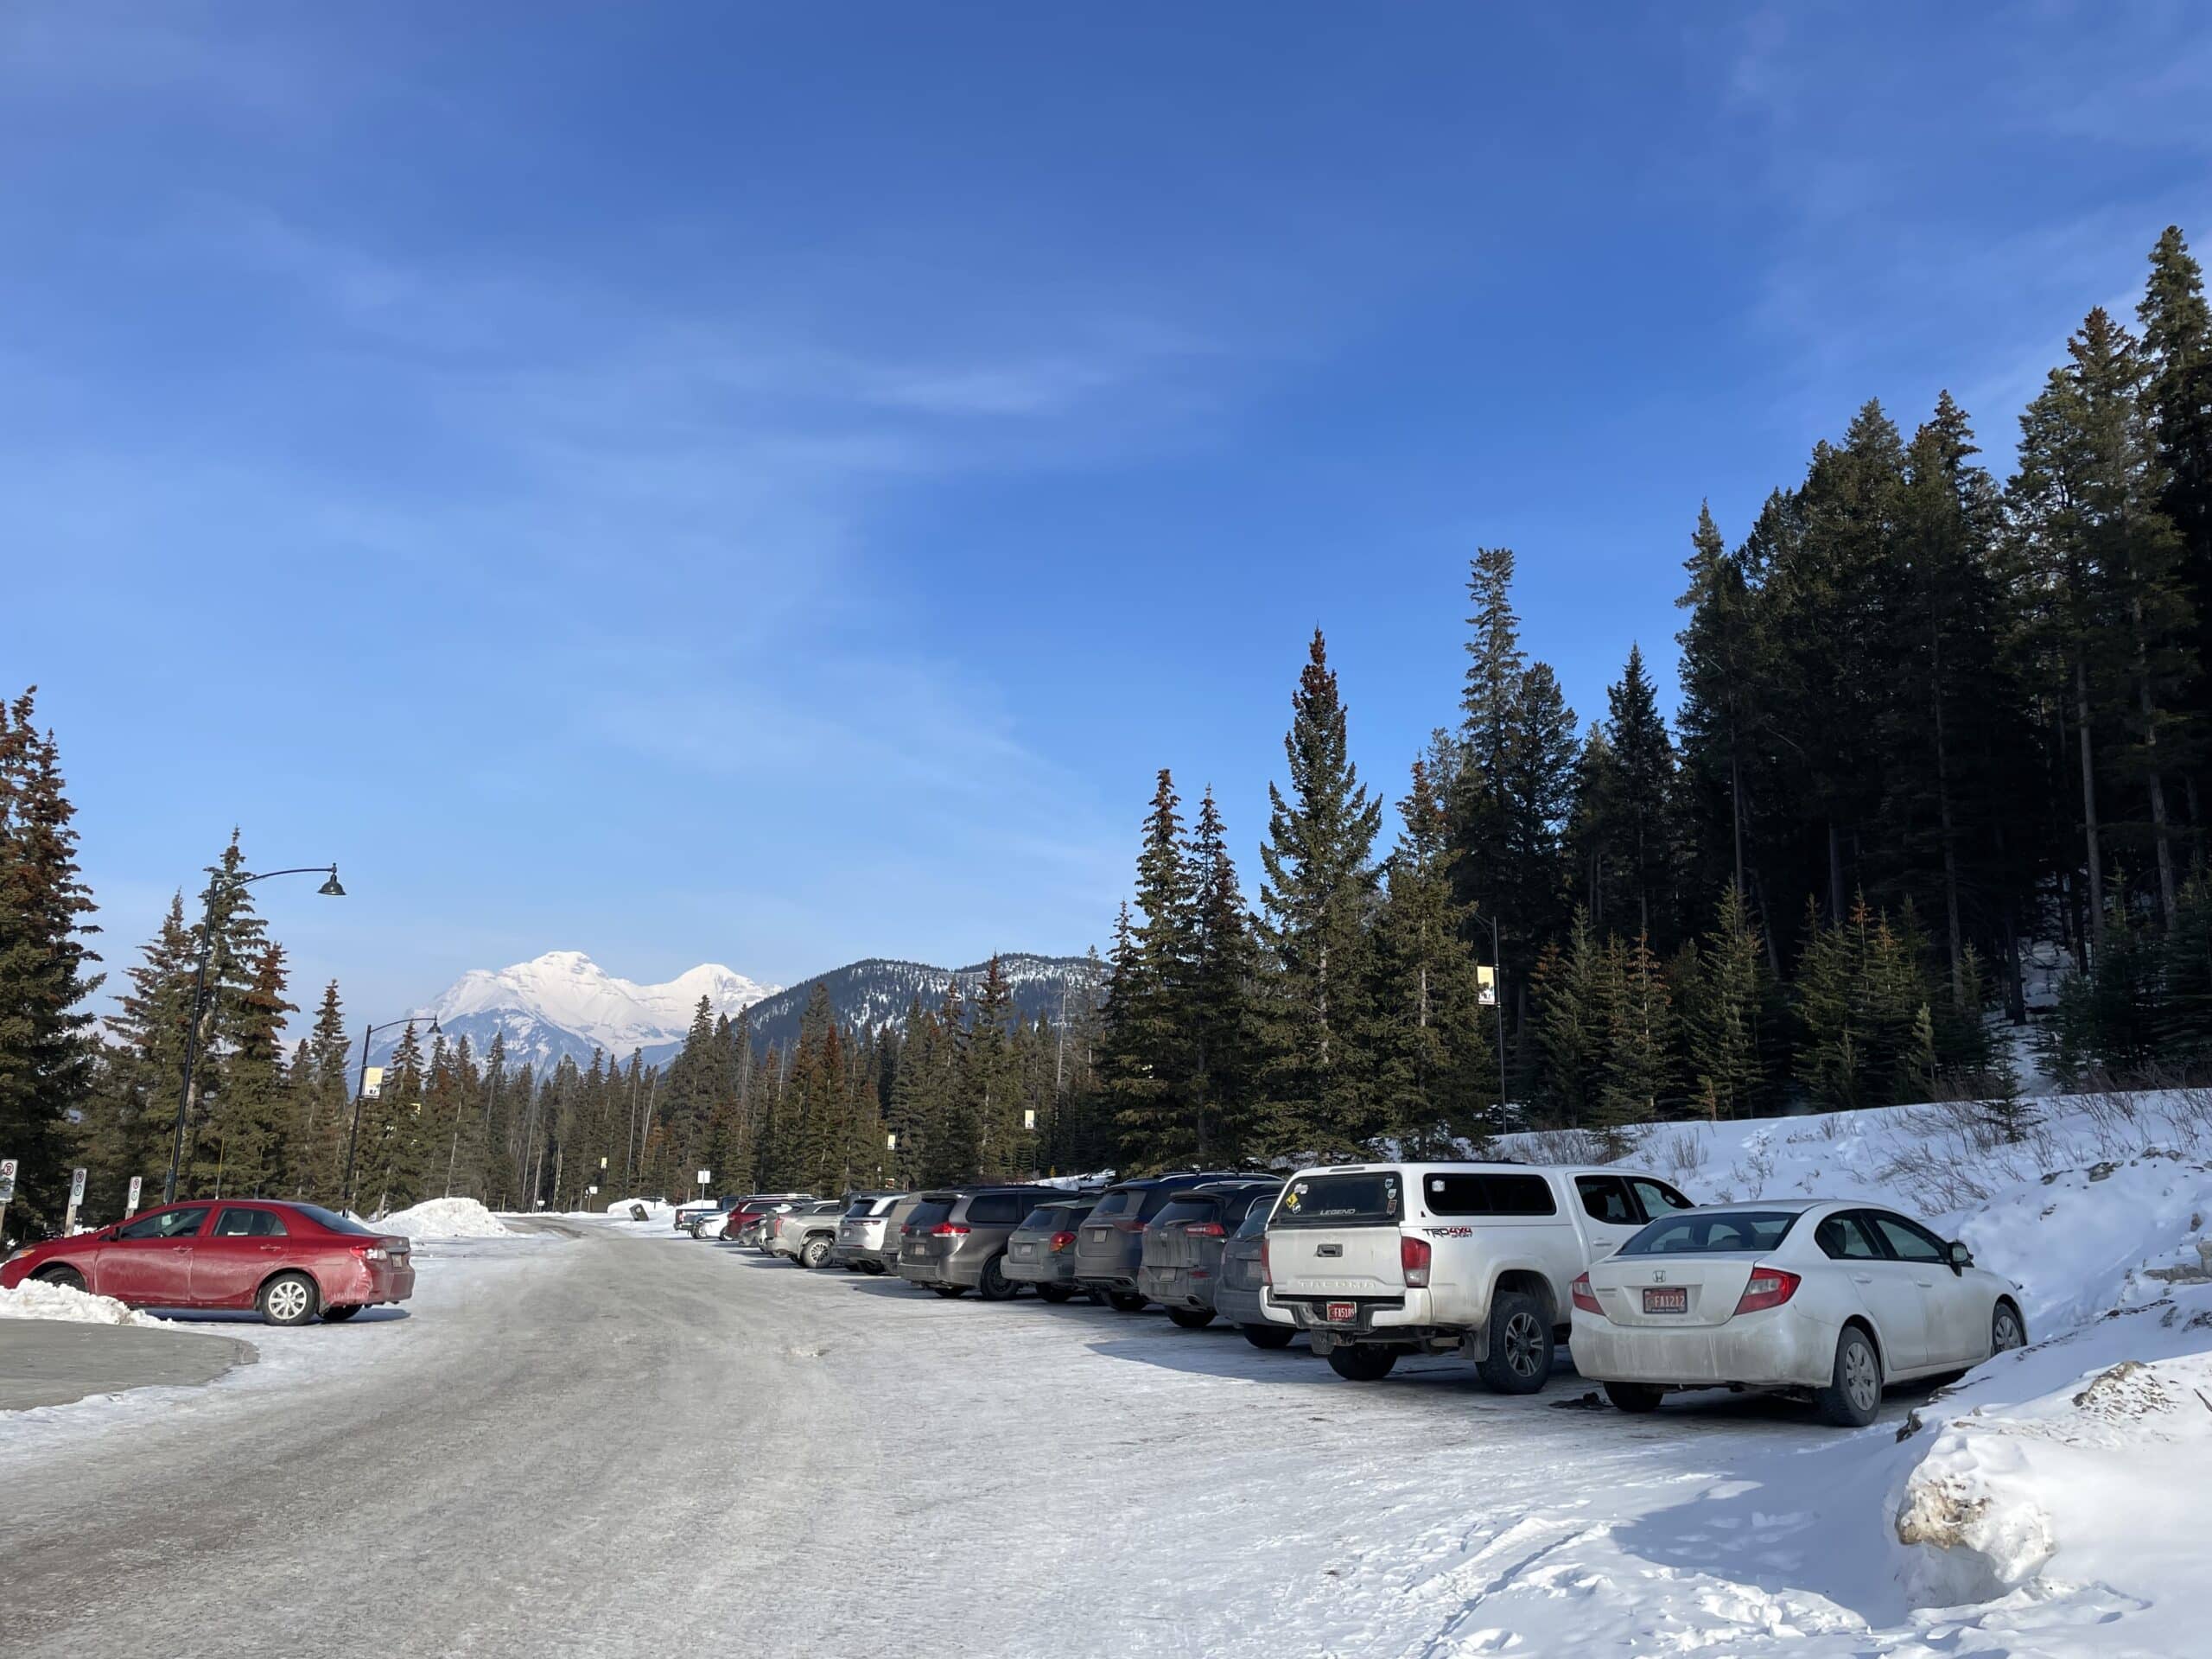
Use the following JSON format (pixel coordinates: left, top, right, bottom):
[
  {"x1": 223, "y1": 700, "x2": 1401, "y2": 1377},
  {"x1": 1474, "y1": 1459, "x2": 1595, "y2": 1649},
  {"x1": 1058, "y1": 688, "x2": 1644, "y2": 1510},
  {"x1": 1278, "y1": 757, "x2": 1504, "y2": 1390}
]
[{"x1": 0, "y1": 1222, "x2": 2137, "y2": 1657}]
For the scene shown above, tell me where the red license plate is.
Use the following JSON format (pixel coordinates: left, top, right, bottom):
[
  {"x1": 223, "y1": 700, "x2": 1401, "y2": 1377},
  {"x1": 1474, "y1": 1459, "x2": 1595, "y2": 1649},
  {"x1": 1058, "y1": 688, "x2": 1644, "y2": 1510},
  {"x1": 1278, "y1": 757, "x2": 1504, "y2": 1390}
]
[
  {"x1": 1325, "y1": 1301, "x2": 1356, "y2": 1324},
  {"x1": 1642, "y1": 1287, "x2": 1688, "y2": 1314}
]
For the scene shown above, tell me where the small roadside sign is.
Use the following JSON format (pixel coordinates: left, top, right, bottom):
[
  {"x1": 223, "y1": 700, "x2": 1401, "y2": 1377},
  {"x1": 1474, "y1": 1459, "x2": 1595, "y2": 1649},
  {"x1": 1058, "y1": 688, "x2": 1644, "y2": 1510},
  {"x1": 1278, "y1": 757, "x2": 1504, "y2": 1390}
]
[
  {"x1": 696, "y1": 1169, "x2": 711, "y2": 1187},
  {"x1": 64, "y1": 1166, "x2": 88, "y2": 1234},
  {"x1": 125, "y1": 1176, "x2": 143, "y2": 1217},
  {"x1": 0, "y1": 1158, "x2": 16, "y2": 1205}
]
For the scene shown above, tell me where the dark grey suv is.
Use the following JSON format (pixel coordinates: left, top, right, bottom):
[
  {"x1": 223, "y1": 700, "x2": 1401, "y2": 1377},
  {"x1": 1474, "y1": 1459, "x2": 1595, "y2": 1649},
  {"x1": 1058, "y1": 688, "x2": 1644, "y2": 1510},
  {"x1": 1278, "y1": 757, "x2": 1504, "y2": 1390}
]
[
  {"x1": 1001, "y1": 1199, "x2": 1097, "y2": 1301},
  {"x1": 1073, "y1": 1173, "x2": 1247, "y2": 1311},
  {"x1": 1214, "y1": 1199, "x2": 1295, "y2": 1348},
  {"x1": 895, "y1": 1185, "x2": 1072, "y2": 1300},
  {"x1": 1137, "y1": 1179, "x2": 1281, "y2": 1328}
]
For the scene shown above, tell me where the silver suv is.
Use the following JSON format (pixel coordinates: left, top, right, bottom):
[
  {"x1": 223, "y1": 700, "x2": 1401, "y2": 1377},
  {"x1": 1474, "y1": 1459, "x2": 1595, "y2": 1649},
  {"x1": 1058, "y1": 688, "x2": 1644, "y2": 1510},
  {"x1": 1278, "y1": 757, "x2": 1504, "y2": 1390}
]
[
  {"x1": 829, "y1": 1192, "x2": 907, "y2": 1272},
  {"x1": 1001, "y1": 1198, "x2": 1098, "y2": 1301}
]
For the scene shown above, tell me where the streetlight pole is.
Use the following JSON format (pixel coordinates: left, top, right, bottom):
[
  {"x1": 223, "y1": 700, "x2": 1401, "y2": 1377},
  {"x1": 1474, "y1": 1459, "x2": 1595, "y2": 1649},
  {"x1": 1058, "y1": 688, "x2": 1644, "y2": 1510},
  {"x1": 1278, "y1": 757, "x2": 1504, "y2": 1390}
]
[
  {"x1": 341, "y1": 1013, "x2": 440, "y2": 1215},
  {"x1": 162, "y1": 863, "x2": 345, "y2": 1206}
]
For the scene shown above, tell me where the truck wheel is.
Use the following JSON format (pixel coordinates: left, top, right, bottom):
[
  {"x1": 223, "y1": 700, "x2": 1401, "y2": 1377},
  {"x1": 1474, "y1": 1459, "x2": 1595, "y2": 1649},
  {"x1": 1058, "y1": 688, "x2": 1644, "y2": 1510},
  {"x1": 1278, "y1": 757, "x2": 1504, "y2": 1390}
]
[
  {"x1": 800, "y1": 1236, "x2": 832, "y2": 1269},
  {"x1": 1476, "y1": 1291, "x2": 1554, "y2": 1393},
  {"x1": 1326, "y1": 1344, "x2": 1398, "y2": 1382},
  {"x1": 1038, "y1": 1285, "x2": 1074, "y2": 1304},
  {"x1": 1816, "y1": 1325, "x2": 1883, "y2": 1427},
  {"x1": 1166, "y1": 1307, "x2": 1216, "y2": 1330},
  {"x1": 1242, "y1": 1325, "x2": 1294, "y2": 1350},
  {"x1": 1107, "y1": 1291, "x2": 1147, "y2": 1313},
  {"x1": 977, "y1": 1255, "x2": 1017, "y2": 1301},
  {"x1": 1603, "y1": 1381, "x2": 1663, "y2": 1413}
]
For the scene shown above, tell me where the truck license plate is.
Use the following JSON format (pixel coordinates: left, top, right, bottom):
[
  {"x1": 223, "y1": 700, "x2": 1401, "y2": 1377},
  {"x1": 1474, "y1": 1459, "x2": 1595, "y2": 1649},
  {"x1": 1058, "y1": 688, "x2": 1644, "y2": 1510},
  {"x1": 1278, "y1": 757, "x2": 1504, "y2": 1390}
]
[
  {"x1": 1325, "y1": 1301, "x2": 1356, "y2": 1324},
  {"x1": 1642, "y1": 1287, "x2": 1688, "y2": 1314}
]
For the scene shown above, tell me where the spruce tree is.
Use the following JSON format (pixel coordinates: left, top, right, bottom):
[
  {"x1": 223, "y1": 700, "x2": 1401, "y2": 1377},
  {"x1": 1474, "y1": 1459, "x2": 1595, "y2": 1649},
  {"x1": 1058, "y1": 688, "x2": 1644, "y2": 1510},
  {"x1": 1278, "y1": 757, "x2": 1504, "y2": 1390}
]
[
  {"x1": 1678, "y1": 885, "x2": 1770, "y2": 1119},
  {"x1": 2139, "y1": 226, "x2": 2212, "y2": 810},
  {"x1": 0, "y1": 690, "x2": 100, "y2": 1231},
  {"x1": 1370, "y1": 760, "x2": 1495, "y2": 1152},
  {"x1": 1255, "y1": 629, "x2": 1382, "y2": 1154}
]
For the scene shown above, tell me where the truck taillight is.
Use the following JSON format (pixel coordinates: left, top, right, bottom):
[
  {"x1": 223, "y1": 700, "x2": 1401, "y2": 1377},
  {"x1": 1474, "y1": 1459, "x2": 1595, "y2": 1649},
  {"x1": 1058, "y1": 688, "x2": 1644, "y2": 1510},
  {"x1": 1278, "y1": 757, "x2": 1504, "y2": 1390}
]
[
  {"x1": 1570, "y1": 1272, "x2": 1602, "y2": 1314},
  {"x1": 1399, "y1": 1234, "x2": 1432, "y2": 1288},
  {"x1": 931, "y1": 1223, "x2": 969, "y2": 1238},
  {"x1": 1259, "y1": 1237, "x2": 1271, "y2": 1287},
  {"x1": 1049, "y1": 1231, "x2": 1077, "y2": 1251},
  {"x1": 1732, "y1": 1267, "x2": 1801, "y2": 1316}
]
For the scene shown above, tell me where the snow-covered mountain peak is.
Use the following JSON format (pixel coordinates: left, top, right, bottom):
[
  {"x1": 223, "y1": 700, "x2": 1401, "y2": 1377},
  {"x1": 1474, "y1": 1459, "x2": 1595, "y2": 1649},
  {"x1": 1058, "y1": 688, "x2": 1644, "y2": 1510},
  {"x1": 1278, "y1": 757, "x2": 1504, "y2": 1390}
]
[{"x1": 395, "y1": 951, "x2": 782, "y2": 1072}]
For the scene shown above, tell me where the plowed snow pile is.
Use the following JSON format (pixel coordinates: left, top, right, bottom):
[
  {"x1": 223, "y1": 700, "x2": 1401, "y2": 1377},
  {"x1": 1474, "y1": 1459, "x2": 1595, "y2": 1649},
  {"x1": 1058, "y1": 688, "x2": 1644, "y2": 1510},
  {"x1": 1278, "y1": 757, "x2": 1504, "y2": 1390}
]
[
  {"x1": 375, "y1": 1197, "x2": 512, "y2": 1239},
  {"x1": 0, "y1": 1278, "x2": 168, "y2": 1326}
]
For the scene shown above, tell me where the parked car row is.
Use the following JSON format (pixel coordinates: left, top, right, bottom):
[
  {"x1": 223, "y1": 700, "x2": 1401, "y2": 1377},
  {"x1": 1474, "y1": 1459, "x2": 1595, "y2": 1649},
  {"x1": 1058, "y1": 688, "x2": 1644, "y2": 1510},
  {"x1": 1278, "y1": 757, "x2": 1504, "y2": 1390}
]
[{"x1": 679, "y1": 1158, "x2": 2032, "y2": 1427}]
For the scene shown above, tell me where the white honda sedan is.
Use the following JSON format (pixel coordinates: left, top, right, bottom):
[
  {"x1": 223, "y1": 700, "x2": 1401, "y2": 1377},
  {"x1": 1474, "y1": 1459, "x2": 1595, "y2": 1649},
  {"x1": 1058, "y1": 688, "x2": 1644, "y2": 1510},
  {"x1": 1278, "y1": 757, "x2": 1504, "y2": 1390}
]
[{"x1": 1568, "y1": 1199, "x2": 2027, "y2": 1427}]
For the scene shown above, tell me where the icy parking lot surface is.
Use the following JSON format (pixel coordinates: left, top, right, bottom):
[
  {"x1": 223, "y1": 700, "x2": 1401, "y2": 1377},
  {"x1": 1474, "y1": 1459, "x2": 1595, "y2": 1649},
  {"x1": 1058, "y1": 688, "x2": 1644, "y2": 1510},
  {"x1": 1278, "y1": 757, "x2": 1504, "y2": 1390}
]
[{"x1": 0, "y1": 1219, "x2": 2201, "y2": 1657}]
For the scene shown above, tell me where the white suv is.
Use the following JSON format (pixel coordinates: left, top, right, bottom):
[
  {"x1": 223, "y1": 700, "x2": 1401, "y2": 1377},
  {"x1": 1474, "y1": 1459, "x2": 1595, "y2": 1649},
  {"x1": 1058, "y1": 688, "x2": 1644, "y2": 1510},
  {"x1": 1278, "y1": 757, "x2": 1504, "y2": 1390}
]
[{"x1": 1262, "y1": 1161, "x2": 1694, "y2": 1390}]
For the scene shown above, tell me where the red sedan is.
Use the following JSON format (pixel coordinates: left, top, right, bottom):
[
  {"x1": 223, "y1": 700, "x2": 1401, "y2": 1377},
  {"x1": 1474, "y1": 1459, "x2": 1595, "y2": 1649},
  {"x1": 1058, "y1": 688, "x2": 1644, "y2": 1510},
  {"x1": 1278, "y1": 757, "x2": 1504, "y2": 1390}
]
[{"x1": 0, "y1": 1199, "x2": 416, "y2": 1325}]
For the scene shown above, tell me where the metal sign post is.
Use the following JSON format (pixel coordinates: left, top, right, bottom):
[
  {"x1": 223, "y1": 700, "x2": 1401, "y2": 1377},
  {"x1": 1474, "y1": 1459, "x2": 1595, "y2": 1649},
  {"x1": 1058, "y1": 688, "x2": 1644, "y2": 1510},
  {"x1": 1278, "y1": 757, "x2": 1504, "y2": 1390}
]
[
  {"x1": 63, "y1": 1166, "x2": 88, "y2": 1235},
  {"x1": 125, "y1": 1176, "x2": 143, "y2": 1217}
]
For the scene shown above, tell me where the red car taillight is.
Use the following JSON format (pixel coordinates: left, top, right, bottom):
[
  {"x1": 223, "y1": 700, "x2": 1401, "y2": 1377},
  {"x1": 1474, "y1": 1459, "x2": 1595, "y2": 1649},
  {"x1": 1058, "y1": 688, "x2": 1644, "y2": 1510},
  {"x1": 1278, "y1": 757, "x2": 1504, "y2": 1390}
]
[
  {"x1": 1259, "y1": 1237, "x2": 1271, "y2": 1287},
  {"x1": 931, "y1": 1223, "x2": 969, "y2": 1238},
  {"x1": 1184, "y1": 1222, "x2": 1226, "y2": 1239},
  {"x1": 1732, "y1": 1267, "x2": 1802, "y2": 1316},
  {"x1": 1570, "y1": 1271, "x2": 1602, "y2": 1314},
  {"x1": 1049, "y1": 1230, "x2": 1077, "y2": 1252},
  {"x1": 1112, "y1": 1216, "x2": 1146, "y2": 1233},
  {"x1": 353, "y1": 1241, "x2": 394, "y2": 1264},
  {"x1": 1400, "y1": 1235, "x2": 1432, "y2": 1288}
]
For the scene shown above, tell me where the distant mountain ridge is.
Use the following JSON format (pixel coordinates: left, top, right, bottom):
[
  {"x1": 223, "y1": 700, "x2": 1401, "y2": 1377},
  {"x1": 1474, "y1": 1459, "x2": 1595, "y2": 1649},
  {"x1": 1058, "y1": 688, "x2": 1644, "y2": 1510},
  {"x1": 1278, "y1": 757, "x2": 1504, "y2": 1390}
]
[
  {"x1": 378, "y1": 949, "x2": 1103, "y2": 1074},
  {"x1": 738, "y1": 952, "x2": 1104, "y2": 1052}
]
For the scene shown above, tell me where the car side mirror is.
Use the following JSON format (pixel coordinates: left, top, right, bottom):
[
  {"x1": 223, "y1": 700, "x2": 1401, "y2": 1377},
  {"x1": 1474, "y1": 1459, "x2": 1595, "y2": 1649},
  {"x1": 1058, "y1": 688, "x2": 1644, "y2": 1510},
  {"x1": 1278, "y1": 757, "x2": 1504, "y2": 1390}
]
[{"x1": 1948, "y1": 1241, "x2": 1972, "y2": 1272}]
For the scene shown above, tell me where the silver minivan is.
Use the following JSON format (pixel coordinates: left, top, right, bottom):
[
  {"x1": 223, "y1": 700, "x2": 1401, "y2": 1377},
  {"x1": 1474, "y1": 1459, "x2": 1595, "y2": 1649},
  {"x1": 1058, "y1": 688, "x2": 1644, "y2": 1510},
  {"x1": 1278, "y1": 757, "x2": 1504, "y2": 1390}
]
[{"x1": 896, "y1": 1185, "x2": 1071, "y2": 1300}]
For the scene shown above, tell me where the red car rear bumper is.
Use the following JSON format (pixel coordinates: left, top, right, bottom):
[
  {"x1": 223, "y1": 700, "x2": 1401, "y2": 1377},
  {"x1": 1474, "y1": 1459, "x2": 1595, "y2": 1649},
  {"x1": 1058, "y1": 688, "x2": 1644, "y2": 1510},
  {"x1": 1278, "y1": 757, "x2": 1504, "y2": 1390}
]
[{"x1": 318, "y1": 1257, "x2": 416, "y2": 1306}]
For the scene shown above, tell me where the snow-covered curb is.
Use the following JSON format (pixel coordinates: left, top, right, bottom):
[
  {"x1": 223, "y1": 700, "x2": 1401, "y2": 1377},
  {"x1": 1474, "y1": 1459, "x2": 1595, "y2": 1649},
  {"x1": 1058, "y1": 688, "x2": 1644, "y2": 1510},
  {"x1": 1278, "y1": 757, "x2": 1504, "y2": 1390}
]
[{"x1": 0, "y1": 1278, "x2": 171, "y2": 1327}]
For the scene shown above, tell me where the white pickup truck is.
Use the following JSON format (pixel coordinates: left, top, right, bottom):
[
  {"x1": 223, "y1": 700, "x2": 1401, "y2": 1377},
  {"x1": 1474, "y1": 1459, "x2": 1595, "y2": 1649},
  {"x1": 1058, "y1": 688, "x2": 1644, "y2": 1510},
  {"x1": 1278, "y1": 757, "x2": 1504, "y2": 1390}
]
[{"x1": 1262, "y1": 1160, "x2": 1695, "y2": 1390}]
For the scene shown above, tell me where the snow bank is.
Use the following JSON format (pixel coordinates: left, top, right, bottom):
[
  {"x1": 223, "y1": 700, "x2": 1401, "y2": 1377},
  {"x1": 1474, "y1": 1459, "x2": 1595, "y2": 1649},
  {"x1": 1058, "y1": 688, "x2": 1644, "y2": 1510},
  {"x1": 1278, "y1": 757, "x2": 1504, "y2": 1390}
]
[
  {"x1": 0, "y1": 1278, "x2": 168, "y2": 1326},
  {"x1": 375, "y1": 1197, "x2": 513, "y2": 1239},
  {"x1": 1893, "y1": 1287, "x2": 2212, "y2": 1648}
]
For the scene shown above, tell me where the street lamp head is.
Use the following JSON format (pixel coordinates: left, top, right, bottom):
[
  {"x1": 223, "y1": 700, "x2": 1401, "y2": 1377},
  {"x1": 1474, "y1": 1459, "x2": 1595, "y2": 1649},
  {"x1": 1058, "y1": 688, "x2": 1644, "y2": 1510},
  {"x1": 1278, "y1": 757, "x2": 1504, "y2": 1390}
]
[
  {"x1": 428, "y1": 1017, "x2": 442, "y2": 1034},
  {"x1": 317, "y1": 867, "x2": 346, "y2": 898}
]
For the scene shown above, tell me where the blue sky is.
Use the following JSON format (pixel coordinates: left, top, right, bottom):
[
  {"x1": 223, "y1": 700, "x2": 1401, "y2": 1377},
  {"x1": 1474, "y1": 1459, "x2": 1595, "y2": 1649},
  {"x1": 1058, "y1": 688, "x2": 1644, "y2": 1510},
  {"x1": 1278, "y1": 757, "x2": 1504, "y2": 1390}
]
[{"x1": 5, "y1": 3, "x2": 2210, "y2": 1021}]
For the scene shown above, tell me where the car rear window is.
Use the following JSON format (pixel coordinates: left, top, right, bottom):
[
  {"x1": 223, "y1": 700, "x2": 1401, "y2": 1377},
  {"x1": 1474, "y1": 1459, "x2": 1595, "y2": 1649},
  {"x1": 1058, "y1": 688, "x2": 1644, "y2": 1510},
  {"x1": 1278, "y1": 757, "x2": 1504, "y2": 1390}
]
[
  {"x1": 289, "y1": 1203, "x2": 378, "y2": 1236},
  {"x1": 904, "y1": 1199, "x2": 953, "y2": 1232},
  {"x1": 1218, "y1": 1188, "x2": 1279, "y2": 1224},
  {"x1": 1153, "y1": 1197, "x2": 1221, "y2": 1226},
  {"x1": 1424, "y1": 1173, "x2": 1559, "y2": 1217},
  {"x1": 1020, "y1": 1205, "x2": 1088, "y2": 1230},
  {"x1": 842, "y1": 1198, "x2": 880, "y2": 1218},
  {"x1": 1622, "y1": 1211, "x2": 1801, "y2": 1255},
  {"x1": 963, "y1": 1193, "x2": 1031, "y2": 1225},
  {"x1": 1274, "y1": 1172, "x2": 1402, "y2": 1228},
  {"x1": 1089, "y1": 1187, "x2": 1141, "y2": 1218},
  {"x1": 1234, "y1": 1204, "x2": 1269, "y2": 1239}
]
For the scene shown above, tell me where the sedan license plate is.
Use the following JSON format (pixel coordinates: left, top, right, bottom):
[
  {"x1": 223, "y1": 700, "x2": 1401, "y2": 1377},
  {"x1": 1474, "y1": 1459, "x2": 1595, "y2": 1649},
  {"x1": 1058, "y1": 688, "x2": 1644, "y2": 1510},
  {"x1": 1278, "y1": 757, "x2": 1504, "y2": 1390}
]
[
  {"x1": 1013, "y1": 1243, "x2": 1033, "y2": 1258},
  {"x1": 1642, "y1": 1287, "x2": 1688, "y2": 1315},
  {"x1": 1324, "y1": 1301, "x2": 1357, "y2": 1324}
]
